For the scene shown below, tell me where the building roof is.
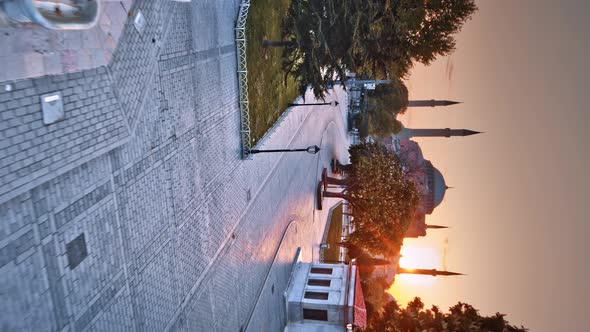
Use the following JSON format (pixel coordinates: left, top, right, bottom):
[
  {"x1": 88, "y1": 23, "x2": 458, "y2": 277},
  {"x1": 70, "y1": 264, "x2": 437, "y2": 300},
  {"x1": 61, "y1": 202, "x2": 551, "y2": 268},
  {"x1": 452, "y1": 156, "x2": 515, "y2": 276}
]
[
  {"x1": 424, "y1": 161, "x2": 447, "y2": 214},
  {"x1": 353, "y1": 268, "x2": 367, "y2": 329},
  {"x1": 432, "y1": 166, "x2": 447, "y2": 208}
]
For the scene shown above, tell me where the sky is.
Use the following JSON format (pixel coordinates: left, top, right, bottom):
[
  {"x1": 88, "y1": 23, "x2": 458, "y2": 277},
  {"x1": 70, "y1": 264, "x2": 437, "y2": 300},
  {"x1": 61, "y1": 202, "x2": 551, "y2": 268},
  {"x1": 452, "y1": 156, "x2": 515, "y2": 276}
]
[{"x1": 389, "y1": 1, "x2": 590, "y2": 331}]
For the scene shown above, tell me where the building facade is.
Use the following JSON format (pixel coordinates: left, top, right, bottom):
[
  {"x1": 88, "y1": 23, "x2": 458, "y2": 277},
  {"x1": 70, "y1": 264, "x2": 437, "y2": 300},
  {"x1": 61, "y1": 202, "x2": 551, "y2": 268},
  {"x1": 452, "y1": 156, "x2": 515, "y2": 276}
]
[
  {"x1": 285, "y1": 261, "x2": 366, "y2": 332},
  {"x1": 395, "y1": 139, "x2": 448, "y2": 238}
]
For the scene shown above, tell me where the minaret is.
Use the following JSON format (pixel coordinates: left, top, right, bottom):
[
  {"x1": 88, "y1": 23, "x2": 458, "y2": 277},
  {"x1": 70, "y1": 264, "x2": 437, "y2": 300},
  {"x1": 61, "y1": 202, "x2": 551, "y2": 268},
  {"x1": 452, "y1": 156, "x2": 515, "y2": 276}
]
[
  {"x1": 397, "y1": 267, "x2": 464, "y2": 276},
  {"x1": 408, "y1": 99, "x2": 461, "y2": 107},
  {"x1": 401, "y1": 128, "x2": 481, "y2": 138},
  {"x1": 426, "y1": 225, "x2": 450, "y2": 229}
]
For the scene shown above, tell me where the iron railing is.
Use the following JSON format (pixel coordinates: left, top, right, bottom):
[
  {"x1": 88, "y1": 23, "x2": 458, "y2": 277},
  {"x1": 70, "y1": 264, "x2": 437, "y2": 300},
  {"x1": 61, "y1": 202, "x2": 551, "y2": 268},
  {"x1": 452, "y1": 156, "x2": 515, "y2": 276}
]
[{"x1": 235, "y1": 0, "x2": 252, "y2": 159}]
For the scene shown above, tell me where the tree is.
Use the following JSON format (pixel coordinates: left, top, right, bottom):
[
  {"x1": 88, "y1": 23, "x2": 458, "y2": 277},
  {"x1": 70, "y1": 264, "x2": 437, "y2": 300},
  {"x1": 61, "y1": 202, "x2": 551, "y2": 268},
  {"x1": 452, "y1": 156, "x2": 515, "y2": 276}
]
[
  {"x1": 279, "y1": 0, "x2": 357, "y2": 99},
  {"x1": 279, "y1": 0, "x2": 477, "y2": 99},
  {"x1": 365, "y1": 297, "x2": 528, "y2": 332},
  {"x1": 351, "y1": 247, "x2": 393, "y2": 278},
  {"x1": 361, "y1": 276, "x2": 393, "y2": 318},
  {"x1": 368, "y1": 79, "x2": 409, "y2": 115},
  {"x1": 354, "y1": 0, "x2": 478, "y2": 79},
  {"x1": 362, "y1": 79, "x2": 407, "y2": 138},
  {"x1": 323, "y1": 142, "x2": 419, "y2": 256},
  {"x1": 358, "y1": 110, "x2": 401, "y2": 139}
]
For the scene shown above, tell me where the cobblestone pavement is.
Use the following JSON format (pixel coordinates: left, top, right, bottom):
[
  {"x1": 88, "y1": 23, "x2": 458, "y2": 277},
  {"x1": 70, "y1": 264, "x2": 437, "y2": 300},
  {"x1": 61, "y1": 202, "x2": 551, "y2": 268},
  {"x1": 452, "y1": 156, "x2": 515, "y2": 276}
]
[{"x1": 0, "y1": 1, "x2": 350, "y2": 331}]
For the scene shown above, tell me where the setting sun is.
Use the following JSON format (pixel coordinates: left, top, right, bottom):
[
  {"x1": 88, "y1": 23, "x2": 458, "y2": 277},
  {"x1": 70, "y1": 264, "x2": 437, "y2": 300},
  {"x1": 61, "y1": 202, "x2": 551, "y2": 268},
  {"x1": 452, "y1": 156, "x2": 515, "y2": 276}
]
[
  {"x1": 398, "y1": 245, "x2": 441, "y2": 286},
  {"x1": 399, "y1": 245, "x2": 441, "y2": 270},
  {"x1": 388, "y1": 244, "x2": 442, "y2": 305}
]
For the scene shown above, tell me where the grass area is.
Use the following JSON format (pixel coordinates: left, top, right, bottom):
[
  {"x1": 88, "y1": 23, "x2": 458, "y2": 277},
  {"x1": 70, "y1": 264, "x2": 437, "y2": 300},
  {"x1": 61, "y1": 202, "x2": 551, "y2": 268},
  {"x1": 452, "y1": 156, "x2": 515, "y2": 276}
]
[
  {"x1": 322, "y1": 204, "x2": 344, "y2": 262},
  {"x1": 245, "y1": 0, "x2": 299, "y2": 143}
]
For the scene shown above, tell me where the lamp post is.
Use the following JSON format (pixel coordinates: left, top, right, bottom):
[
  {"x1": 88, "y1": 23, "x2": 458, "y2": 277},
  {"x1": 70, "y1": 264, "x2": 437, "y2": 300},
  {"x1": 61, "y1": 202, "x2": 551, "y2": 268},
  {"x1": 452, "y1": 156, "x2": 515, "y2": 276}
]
[
  {"x1": 288, "y1": 101, "x2": 339, "y2": 107},
  {"x1": 248, "y1": 145, "x2": 321, "y2": 155}
]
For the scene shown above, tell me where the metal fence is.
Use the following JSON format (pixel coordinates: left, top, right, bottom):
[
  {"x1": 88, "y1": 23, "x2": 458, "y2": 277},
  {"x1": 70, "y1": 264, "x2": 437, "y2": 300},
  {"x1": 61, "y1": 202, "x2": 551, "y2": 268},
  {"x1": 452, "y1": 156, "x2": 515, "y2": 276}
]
[{"x1": 235, "y1": 0, "x2": 252, "y2": 159}]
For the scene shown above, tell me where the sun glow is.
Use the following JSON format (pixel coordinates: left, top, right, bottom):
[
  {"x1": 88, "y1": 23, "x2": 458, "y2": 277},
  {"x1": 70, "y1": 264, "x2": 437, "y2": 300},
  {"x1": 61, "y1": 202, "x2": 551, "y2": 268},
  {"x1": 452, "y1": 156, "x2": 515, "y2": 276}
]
[
  {"x1": 398, "y1": 246, "x2": 440, "y2": 286},
  {"x1": 399, "y1": 245, "x2": 440, "y2": 270},
  {"x1": 388, "y1": 245, "x2": 442, "y2": 304}
]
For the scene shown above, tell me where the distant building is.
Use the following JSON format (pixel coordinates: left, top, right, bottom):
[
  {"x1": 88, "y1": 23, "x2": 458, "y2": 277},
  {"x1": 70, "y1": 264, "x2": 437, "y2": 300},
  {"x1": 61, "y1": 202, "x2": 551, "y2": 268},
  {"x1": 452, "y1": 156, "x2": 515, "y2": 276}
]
[
  {"x1": 285, "y1": 257, "x2": 366, "y2": 332},
  {"x1": 361, "y1": 101, "x2": 473, "y2": 285},
  {"x1": 377, "y1": 122, "x2": 480, "y2": 237},
  {"x1": 396, "y1": 139, "x2": 447, "y2": 237},
  {"x1": 372, "y1": 136, "x2": 450, "y2": 238},
  {"x1": 408, "y1": 99, "x2": 461, "y2": 108}
]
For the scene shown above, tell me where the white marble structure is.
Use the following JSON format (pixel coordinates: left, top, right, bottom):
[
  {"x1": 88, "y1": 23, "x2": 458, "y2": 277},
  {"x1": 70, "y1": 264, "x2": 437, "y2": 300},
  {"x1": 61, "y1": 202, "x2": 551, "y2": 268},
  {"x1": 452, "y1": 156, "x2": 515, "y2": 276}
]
[{"x1": 285, "y1": 259, "x2": 366, "y2": 332}]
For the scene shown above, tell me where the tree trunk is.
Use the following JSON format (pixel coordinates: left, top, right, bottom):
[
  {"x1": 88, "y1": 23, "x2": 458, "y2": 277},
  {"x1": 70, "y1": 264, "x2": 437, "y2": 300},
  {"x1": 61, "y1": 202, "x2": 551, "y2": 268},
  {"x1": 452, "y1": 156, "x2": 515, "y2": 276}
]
[
  {"x1": 337, "y1": 242, "x2": 359, "y2": 250},
  {"x1": 325, "y1": 176, "x2": 352, "y2": 186},
  {"x1": 322, "y1": 190, "x2": 352, "y2": 201},
  {"x1": 371, "y1": 258, "x2": 392, "y2": 265},
  {"x1": 338, "y1": 163, "x2": 353, "y2": 171},
  {"x1": 334, "y1": 161, "x2": 353, "y2": 173},
  {"x1": 262, "y1": 39, "x2": 295, "y2": 48}
]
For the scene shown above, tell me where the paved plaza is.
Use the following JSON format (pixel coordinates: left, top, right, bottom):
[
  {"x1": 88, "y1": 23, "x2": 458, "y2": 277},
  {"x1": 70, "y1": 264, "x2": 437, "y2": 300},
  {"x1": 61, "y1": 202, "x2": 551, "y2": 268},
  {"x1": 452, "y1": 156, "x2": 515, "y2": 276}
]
[
  {"x1": 0, "y1": 1, "x2": 134, "y2": 82},
  {"x1": 0, "y1": 1, "x2": 349, "y2": 331}
]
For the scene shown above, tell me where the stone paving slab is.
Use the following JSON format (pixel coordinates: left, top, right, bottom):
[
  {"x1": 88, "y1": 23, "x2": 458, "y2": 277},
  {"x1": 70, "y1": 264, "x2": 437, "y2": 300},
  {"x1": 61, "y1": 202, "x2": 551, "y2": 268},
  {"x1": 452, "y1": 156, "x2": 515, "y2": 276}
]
[
  {"x1": 0, "y1": 1, "x2": 351, "y2": 331},
  {"x1": 0, "y1": 0, "x2": 134, "y2": 82},
  {"x1": 165, "y1": 86, "x2": 350, "y2": 332}
]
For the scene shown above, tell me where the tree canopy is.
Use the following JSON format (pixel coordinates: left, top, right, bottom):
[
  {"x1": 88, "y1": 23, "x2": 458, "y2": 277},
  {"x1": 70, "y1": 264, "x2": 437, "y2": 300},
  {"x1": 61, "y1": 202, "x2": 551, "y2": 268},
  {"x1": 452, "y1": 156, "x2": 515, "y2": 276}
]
[
  {"x1": 367, "y1": 79, "x2": 409, "y2": 115},
  {"x1": 281, "y1": 0, "x2": 356, "y2": 99},
  {"x1": 353, "y1": 0, "x2": 478, "y2": 79},
  {"x1": 324, "y1": 142, "x2": 419, "y2": 256},
  {"x1": 281, "y1": 0, "x2": 477, "y2": 99},
  {"x1": 364, "y1": 297, "x2": 528, "y2": 332},
  {"x1": 361, "y1": 79, "x2": 408, "y2": 138},
  {"x1": 361, "y1": 276, "x2": 393, "y2": 318}
]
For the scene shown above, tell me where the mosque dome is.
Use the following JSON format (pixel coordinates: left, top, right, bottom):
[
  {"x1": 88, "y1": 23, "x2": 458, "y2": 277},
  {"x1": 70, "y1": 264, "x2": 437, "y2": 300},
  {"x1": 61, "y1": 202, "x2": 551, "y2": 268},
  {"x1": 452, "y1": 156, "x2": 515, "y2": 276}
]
[
  {"x1": 432, "y1": 167, "x2": 447, "y2": 208},
  {"x1": 423, "y1": 161, "x2": 447, "y2": 214}
]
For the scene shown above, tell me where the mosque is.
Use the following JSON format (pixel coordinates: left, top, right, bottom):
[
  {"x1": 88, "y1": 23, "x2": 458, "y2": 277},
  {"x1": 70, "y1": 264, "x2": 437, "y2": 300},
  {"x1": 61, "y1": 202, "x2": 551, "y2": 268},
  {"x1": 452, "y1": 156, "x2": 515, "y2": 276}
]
[
  {"x1": 380, "y1": 99, "x2": 481, "y2": 239},
  {"x1": 368, "y1": 100, "x2": 479, "y2": 284}
]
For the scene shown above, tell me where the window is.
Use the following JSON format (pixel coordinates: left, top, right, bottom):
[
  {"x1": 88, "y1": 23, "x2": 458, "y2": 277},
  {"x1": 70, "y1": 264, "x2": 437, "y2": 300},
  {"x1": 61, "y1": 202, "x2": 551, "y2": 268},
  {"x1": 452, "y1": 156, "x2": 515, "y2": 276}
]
[
  {"x1": 310, "y1": 267, "x2": 332, "y2": 275},
  {"x1": 303, "y1": 308, "x2": 328, "y2": 321},
  {"x1": 304, "y1": 291, "x2": 329, "y2": 300},
  {"x1": 307, "y1": 279, "x2": 331, "y2": 287}
]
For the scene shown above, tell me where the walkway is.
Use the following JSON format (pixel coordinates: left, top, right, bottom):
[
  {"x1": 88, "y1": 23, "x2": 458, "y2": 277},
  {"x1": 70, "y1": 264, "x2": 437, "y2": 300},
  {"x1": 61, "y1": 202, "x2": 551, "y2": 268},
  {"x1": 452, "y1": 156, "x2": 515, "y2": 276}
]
[{"x1": 0, "y1": 1, "x2": 350, "y2": 331}]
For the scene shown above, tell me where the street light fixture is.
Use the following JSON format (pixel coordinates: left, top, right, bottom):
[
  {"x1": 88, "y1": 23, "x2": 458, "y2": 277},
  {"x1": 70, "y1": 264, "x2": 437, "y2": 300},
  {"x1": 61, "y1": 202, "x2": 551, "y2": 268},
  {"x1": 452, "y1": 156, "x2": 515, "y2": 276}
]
[
  {"x1": 248, "y1": 145, "x2": 321, "y2": 155},
  {"x1": 288, "y1": 101, "x2": 339, "y2": 107}
]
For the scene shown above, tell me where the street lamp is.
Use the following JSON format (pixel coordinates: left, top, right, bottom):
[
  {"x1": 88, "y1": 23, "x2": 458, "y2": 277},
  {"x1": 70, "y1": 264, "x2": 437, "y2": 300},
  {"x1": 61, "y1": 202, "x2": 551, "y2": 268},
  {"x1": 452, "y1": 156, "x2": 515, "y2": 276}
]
[
  {"x1": 288, "y1": 101, "x2": 339, "y2": 107},
  {"x1": 248, "y1": 145, "x2": 321, "y2": 155}
]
